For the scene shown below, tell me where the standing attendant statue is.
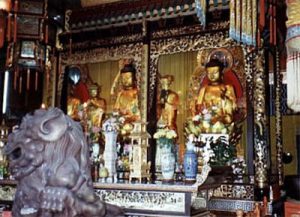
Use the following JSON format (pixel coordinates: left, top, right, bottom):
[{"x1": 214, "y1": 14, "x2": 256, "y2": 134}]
[
  {"x1": 157, "y1": 75, "x2": 180, "y2": 131},
  {"x1": 87, "y1": 83, "x2": 107, "y2": 130}
]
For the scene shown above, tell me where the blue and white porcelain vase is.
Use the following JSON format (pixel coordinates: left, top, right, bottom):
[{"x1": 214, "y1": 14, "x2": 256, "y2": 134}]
[
  {"x1": 155, "y1": 142, "x2": 162, "y2": 173},
  {"x1": 159, "y1": 138, "x2": 175, "y2": 181},
  {"x1": 183, "y1": 140, "x2": 198, "y2": 181}
]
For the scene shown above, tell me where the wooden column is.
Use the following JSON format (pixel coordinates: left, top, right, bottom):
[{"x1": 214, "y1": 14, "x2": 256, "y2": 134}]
[{"x1": 253, "y1": 49, "x2": 269, "y2": 197}]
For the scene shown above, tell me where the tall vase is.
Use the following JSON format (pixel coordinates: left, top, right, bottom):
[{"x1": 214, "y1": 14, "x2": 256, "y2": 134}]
[
  {"x1": 183, "y1": 141, "x2": 198, "y2": 182},
  {"x1": 155, "y1": 141, "x2": 162, "y2": 173},
  {"x1": 160, "y1": 139, "x2": 175, "y2": 181},
  {"x1": 103, "y1": 131, "x2": 118, "y2": 181}
]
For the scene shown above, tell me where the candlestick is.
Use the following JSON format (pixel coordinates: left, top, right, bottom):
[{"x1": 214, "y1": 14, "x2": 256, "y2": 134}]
[
  {"x1": 26, "y1": 68, "x2": 30, "y2": 90},
  {"x1": 35, "y1": 71, "x2": 38, "y2": 91}
]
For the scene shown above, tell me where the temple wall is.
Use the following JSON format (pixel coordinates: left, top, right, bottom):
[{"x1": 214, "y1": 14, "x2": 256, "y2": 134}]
[{"x1": 270, "y1": 115, "x2": 300, "y2": 175}]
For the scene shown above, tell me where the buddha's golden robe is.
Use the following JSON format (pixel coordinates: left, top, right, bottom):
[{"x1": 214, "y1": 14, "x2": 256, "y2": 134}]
[
  {"x1": 196, "y1": 83, "x2": 237, "y2": 125},
  {"x1": 114, "y1": 88, "x2": 140, "y2": 123}
]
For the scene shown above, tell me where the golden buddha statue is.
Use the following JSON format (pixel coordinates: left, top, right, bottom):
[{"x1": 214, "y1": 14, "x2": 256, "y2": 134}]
[
  {"x1": 157, "y1": 75, "x2": 179, "y2": 130},
  {"x1": 67, "y1": 87, "x2": 81, "y2": 121},
  {"x1": 114, "y1": 64, "x2": 141, "y2": 123},
  {"x1": 195, "y1": 58, "x2": 237, "y2": 133},
  {"x1": 87, "y1": 83, "x2": 107, "y2": 128}
]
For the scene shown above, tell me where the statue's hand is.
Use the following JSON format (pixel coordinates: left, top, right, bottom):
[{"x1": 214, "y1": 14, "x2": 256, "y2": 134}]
[{"x1": 41, "y1": 186, "x2": 75, "y2": 214}]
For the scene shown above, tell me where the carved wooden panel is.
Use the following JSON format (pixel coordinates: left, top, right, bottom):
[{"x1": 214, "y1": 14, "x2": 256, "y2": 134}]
[
  {"x1": 17, "y1": 15, "x2": 40, "y2": 37},
  {"x1": 19, "y1": 1, "x2": 44, "y2": 15}
]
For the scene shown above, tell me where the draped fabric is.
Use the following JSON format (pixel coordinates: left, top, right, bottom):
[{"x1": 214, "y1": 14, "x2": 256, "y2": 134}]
[
  {"x1": 158, "y1": 52, "x2": 198, "y2": 159},
  {"x1": 229, "y1": 0, "x2": 257, "y2": 46},
  {"x1": 286, "y1": 1, "x2": 300, "y2": 112},
  {"x1": 195, "y1": 0, "x2": 207, "y2": 27},
  {"x1": 287, "y1": 53, "x2": 300, "y2": 112},
  {"x1": 88, "y1": 61, "x2": 119, "y2": 113}
]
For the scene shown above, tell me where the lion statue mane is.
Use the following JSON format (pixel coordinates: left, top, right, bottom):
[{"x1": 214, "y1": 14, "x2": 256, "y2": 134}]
[{"x1": 4, "y1": 108, "x2": 123, "y2": 217}]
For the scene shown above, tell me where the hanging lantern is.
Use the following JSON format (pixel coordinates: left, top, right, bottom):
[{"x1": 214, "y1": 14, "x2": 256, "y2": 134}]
[
  {"x1": 286, "y1": 0, "x2": 300, "y2": 112},
  {"x1": 229, "y1": 0, "x2": 257, "y2": 46}
]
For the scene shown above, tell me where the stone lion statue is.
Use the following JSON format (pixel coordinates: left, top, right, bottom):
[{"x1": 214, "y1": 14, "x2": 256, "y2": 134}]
[{"x1": 4, "y1": 108, "x2": 123, "y2": 217}]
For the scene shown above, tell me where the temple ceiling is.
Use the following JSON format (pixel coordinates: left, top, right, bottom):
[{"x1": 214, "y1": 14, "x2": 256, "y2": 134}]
[
  {"x1": 80, "y1": 0, "x2": 125, "y2": 7},
  {"x1": 59, "y1": 0, "x2": 230, "y2": 47}
]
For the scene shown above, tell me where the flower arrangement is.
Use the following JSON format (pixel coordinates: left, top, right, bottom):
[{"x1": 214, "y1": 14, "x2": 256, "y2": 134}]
[
  {"x1": 189, "y1": 134, "x2": 236, "y2": 166},
  {"x1": 197, "y1": 138, "x2": 215, "y2": 164},
  {"x1": 204, "y1": 135, "x2": 236, "y2": 166},
  {"x1": 153, "y1": 127, "x2": 177, "y2": 149},
  {"x1": 153, "y1": 128, "x2": 177, "y2": 140},
  {"x1": 89, "y1": 126, "x2": 101, "y2": 142},
  {"x1": 185, "y1": 107, "x2": 233, "y2": 137},
  {"x1": 102, "y1": 112, "x2": 125, "y2": 133},
  {"x1": 231, "y1": 157, "x2": 246, "y2": 176}
]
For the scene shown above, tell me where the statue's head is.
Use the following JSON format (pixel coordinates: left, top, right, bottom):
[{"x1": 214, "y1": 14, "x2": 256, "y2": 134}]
[
  {"x1": 120, "y1": 64, "x2": 136, "y2": 89},
  {"x1": 160, "y1": 74, "x2": 174, "y2": 90},
  {"x1": 4, "y1": 108, "x2": 89, "y2": 180},
  {"x1": 205, "y1": 58, "x2": 224, "y2": 83},
  {"x1": 89, "y1": 83, "x2": 101, "y2": 98}
]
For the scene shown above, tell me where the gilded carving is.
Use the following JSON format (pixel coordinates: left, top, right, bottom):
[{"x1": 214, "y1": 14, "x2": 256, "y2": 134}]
[
  {"x1": 275, "y1": 49, "x2": 283, "y2": 186},
  {"x1": 151, "y1": 21, "x2": 230, "y2": 39},
  {"x1": 208, "y1": 199, "x2": 254, "y2": 212},
  {"x1": 212, "y1": 184, "x2": 254, "y2": 200},
  {"x1": 63, "y1": 33, "x2": 143, "y2": 51},
  {"x1": 253, "y1": 49, "x2": 268, "y2": 188},
  {"x1": 243, "y1": 46, "x2": 255, "y2": 103},
  {"x1": 65, "y1": 10, "x2": 72, "y2": 32},
  {"x1": 95, "y1": 189, "x2": 186, "y2": 213}
]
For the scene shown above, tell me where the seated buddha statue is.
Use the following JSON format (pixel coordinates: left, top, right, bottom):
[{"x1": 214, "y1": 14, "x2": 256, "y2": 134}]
[
  {"x1": 114, "y1": 63, "x2": 141, "y2": 124},
  {"x1": 157, "y1": 75, "x2": 179, "y2": 131},
  {"x1": 195, "y1": 58, "x2": 237, "y2": 133},
  {"x1": 87, "y1": 83, "x2": 107, "y2": 128}
]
